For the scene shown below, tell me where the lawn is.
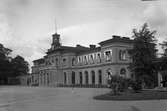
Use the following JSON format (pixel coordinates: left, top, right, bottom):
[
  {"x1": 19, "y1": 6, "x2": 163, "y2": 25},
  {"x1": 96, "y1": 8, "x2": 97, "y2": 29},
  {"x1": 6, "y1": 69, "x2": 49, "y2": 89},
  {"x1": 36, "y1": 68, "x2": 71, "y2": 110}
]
[{"x1": 94, "y1": 90, "x2": 167, "y2": 101}]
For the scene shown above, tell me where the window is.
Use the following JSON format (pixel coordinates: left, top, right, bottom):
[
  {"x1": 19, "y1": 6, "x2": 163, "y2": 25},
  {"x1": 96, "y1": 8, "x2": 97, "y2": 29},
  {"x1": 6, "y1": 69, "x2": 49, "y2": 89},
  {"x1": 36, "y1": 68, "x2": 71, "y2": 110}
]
[
  {"x1": 72, "y1": 58, "x2": 75, "y2": 66},
  {"x1": 79, "y1": 72, "x2": 82, "y2": 84},
  {"x1": 104, "y1": 50, "x2": 112, "y2": 61},
  {"x1": 62, "y1": 58, "x2": 66, "y2": 66},
  {"x1": 64, "y1": 72, "x2": 67, "y2": 84},
  {"x1": 84, "y1": 56, "x2": 88, "y2": 64},
  {"x1": 91, "y1": 71, "x2": 95, "y2": 84},
  {"x1": 85, "y1": 71, "x2": 89, "y2": 84},
  {"x1": 72, "y1": 71, "x2": 75, "y2": 84},
  {"x1": 78, "y1": 57, "x2": 81, "y2": 63},
  {"x1": 98, "y1": 70, "x2": 102, "y2": 84},
  {"x1": 90, "y1": 54, "x2": 94, "y2": 64},
  {"x1": 47, "y1": 73, "x2": 49, "y2": 84},
  {"x1": 107, "y1": 69, "x2": 112, "y2": 80},
  {"x1": 63, "y1": 58, "x2": 66, "y2": 62},
  {"x1": 97, "y1": 53, "x2": 101, "y2": 63},
  {"x1": 55, "y1": 58, "x2": 58, "y2": 66},
  {"x1": 119, "y1": 50, "x2": 126, "y2": 60},
  {"x1": 120, "y1": 68, "x2": 126, "y2": 77}
]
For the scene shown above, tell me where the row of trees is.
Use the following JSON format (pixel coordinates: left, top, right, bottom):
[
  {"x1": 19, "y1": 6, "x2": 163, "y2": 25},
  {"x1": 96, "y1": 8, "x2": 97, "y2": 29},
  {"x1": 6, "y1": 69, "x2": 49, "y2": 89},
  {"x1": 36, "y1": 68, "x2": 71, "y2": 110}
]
[
  {"x1": 109, "y1": 23, "x2": 167, "y2": 94},
  {"x1": 0, "y1": 44, "x2": 29, "y2": 85}
]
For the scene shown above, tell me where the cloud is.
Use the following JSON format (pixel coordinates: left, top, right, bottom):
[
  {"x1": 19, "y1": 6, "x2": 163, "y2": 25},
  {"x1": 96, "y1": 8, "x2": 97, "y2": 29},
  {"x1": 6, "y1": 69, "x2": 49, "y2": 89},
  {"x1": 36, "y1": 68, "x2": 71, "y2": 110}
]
[
  {"x1": 1, "y1": 0, "x2": 167, "y2": 69},
  {"x1": 142, "y1": 1, "x2": 167, "y2": 39}
]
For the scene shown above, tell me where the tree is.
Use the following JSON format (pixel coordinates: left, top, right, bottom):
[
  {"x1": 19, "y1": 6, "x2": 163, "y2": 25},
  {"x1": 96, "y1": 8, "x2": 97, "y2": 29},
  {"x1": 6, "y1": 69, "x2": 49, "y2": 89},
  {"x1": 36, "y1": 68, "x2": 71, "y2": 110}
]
[
  {"x1": 128, "y1": 23, "x2": 158, "y2": 88},
  {"x1": 11, "y1": 55, "x2": 29, "y2": 77},
  {"x1": 0, "y1": 43, "x2": 13, "y2": 84},
  {"x1": 160, "y1": 40, "x2": 167, "y2": 57},
  {"x1": 0, "y1": 43, "x2": 29, "y2": 85}
]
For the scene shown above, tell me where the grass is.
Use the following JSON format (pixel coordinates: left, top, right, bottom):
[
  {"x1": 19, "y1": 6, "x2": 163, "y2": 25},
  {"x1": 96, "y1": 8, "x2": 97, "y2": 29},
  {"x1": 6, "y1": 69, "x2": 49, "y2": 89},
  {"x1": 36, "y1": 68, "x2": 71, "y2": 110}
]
[{"x1": 94, "y1": 90, "x2": 167, "y2": 101}]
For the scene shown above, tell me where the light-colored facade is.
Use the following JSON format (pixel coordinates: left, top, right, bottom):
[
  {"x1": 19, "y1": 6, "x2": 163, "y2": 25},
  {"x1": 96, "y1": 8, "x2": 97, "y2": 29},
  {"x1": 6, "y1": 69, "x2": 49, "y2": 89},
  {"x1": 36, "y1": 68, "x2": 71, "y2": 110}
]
[{"x1": 29, "y1": 33, "x2": 133, "y2": 87}]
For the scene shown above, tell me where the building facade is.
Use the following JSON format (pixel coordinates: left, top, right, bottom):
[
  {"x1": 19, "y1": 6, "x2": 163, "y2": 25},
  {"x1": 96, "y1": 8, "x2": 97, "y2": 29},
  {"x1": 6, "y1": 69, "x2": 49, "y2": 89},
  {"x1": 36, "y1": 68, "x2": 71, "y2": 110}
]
[{"x1": 29, "y1": 33, "x2": 133, "y2": 87}]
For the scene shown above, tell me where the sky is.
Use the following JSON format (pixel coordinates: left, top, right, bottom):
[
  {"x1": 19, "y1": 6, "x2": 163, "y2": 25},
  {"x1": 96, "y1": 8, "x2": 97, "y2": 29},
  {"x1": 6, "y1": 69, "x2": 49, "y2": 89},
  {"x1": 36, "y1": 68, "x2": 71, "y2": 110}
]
[{"x1": 0, "y1": 0, "x2": 167, "y2": 68}]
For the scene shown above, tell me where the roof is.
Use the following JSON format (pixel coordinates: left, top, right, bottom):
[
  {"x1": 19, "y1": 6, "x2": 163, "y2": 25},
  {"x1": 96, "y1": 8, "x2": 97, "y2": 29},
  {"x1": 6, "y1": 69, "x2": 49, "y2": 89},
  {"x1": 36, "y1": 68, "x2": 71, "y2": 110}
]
[
  {"x1": 77, "y1": 47, "x2": 101, "y2": 55},
  {"x1": 46, "y1": 45, "x2": 90, "y2": 54},
  {"x1": 99, "y1": 35, "x2": 133, "y2": 46},
  {"x1": 33, "y1": 58, "x2": 45, "y2": 63}
]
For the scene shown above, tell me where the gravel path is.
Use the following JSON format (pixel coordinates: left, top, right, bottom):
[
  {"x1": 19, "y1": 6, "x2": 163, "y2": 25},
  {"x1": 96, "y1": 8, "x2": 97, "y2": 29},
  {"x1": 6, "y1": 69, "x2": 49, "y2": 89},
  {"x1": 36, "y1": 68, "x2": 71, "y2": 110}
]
[{"x1": 0, "y1": 86, "x2": 167, "y2": 111}]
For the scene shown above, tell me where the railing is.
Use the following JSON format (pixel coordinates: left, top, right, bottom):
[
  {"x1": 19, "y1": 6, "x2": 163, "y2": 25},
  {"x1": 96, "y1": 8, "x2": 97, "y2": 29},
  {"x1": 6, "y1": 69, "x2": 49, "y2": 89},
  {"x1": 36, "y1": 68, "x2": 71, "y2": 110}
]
[{"x1": 56, "y1": 84, "x2": 108, "y2": 88}]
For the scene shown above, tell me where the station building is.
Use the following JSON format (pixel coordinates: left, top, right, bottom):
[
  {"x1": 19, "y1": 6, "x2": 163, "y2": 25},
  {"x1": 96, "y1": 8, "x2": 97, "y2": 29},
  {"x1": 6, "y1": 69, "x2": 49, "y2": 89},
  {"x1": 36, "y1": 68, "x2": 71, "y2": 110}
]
[{"x1": 27, "y1": 33, "x2": 133, "y2": 87}]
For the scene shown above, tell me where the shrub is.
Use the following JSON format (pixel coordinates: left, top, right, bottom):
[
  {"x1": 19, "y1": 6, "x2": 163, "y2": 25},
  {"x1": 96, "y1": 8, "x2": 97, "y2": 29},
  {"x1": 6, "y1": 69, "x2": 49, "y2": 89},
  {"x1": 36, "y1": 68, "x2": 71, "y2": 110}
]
[
  {"x1": 108, "y1": 75, "x2": 133, "y2": 95},
  {"x1": 130, "y1": 80, "x2": 142, "y2": 92}
]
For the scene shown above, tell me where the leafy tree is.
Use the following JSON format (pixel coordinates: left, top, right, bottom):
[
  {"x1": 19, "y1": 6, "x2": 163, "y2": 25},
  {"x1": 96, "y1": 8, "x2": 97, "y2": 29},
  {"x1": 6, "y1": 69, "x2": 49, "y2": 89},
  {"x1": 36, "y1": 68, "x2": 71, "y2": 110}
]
[
  {"x1": 11, "y1": 55, "x2": 29, "y2": 77},
  {"x1": 0, "y1": 43, "x2": 29, "y2": 85},
  {"x1": 128, "y1": 23, "x2": 158, "y2": 88},
  {"x1": 160, "y1": 40, "x2": 167, "y2": 57},
  {"x1": 0, "y1": 44, "x2": 13, "y2": 84},
  {"x1": 158, "y1": 40, "x2": 167, "y2": 85}
]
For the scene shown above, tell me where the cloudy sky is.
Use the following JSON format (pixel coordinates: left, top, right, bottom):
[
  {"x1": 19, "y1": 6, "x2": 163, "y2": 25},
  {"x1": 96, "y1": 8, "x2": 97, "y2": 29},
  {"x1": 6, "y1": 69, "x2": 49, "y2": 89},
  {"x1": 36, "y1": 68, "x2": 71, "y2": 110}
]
[{"x1": 0, "y1": 0, "x2": 167, "y2": 67}]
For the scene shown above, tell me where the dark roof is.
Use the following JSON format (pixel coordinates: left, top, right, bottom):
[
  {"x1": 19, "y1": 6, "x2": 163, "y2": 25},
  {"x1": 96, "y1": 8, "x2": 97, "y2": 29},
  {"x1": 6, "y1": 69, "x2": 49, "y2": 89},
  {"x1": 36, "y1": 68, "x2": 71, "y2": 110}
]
[
  {"x1": 46, "y1": 45, "x2": 90, "y2": 54},
  {"x1": 33, "y1": 58, "x2": 45, "y2": 63},
  {"x1": 99, "y1": 35, "x2": 133, "y2": 46},
  {"x1": 77, "y1": 47, "x2": 101, "y2": 55}
]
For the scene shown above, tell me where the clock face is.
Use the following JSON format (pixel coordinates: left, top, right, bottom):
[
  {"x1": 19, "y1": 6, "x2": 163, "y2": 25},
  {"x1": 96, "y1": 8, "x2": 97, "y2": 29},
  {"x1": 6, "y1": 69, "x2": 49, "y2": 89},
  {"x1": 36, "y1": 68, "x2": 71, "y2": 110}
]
[{"x1": 54, "y1": 37, "x2": 59, "y2": 42}]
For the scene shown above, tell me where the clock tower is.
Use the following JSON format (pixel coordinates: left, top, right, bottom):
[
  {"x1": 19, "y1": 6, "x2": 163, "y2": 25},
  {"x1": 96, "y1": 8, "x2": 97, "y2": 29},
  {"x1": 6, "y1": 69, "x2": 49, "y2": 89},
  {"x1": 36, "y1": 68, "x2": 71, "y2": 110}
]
[{"x1": 51, "y1": 33, "x2": 61, "y2": 50}]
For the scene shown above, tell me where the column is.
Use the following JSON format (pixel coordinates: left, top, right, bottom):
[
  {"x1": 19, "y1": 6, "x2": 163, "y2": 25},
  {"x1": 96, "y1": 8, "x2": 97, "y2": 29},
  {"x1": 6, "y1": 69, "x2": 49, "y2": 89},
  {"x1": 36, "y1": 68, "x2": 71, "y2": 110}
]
[{"x1": 158, "y1": 72, "x2": 163, "y2": 87}]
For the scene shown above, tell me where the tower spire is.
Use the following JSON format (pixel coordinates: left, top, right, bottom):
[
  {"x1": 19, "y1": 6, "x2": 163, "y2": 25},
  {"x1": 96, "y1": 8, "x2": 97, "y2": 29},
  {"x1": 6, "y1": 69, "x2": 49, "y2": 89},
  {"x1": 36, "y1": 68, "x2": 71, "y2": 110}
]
[
  {"x1": 51, "y1": 18, "x2": 61, "y2": 50},
  {"x1": 55, "y1": 18, "x2": 58, "y2": 34}
]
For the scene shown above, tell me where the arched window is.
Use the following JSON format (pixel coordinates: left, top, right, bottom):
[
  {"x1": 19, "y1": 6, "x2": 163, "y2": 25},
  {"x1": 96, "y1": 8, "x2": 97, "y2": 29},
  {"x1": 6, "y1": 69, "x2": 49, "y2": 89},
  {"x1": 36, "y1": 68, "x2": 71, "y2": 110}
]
[
  {"x1": 55, "y1": 58, "x2": 58, "y2": 66},
  {"x1": 98, "y1": 70, "x2": 102, "y2": 84},
  {"x1": 91, "y1": 71, "x2": 95, "y2": 84},
  {"x1": 120, "y1": 68, "x2": 126, "y2": 76},
  {"x1": 47, "y1": 73, "x2": 49, "y2": 84},
  {"x1": 107, "y1": 69, "x2": 112, "y2": 80},
  {"x1": 63, "y1": 58, "x2": 66, "y2": 62},
  {"x1": 72, "y1": 71, "x2": 75, "y2": 84},
  {"x1": 79, "y1": 72, "x2": 82, "y2": 84},
  {"x1": 85, "y1": 71, "x2": 89, "y2": 84},
  {"x1": 64, "y1": 72, "x2": 67, "y2": 84}
]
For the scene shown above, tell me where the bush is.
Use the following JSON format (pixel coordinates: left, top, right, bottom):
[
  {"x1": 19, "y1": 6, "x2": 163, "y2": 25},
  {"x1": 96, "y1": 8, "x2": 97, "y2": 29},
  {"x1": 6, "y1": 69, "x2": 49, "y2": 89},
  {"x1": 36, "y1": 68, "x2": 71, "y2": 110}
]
[
  {"x1": 130, "y1": 80, "x2": 142, "y2": 92},
  {"x1": 108, "y1": 75, "x2": 133, "y2": 95},
  {"x1": 108, "y1": 75, "x2": 143, "y2": 94}
]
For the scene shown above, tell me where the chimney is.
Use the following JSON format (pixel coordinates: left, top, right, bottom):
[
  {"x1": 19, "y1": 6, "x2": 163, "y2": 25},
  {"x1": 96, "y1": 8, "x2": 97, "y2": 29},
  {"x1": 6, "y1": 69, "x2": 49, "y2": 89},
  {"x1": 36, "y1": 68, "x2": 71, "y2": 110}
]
[
  {"x1": 112, "y1": 35, "x2": 121, "y2": 39},
  {"x1": 89, "y1": 45, "x2": 96, "y2": 49},
  {"x1": 76, "y1": 44, "x2": 81, "y2": 47}
]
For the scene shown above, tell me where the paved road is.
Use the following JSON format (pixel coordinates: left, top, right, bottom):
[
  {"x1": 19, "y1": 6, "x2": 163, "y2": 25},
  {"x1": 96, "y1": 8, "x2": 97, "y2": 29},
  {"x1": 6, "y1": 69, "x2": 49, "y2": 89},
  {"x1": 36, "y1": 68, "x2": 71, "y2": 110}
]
[{"x1": 0, "y1": 86, "x2": 167, "y2": 111}]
